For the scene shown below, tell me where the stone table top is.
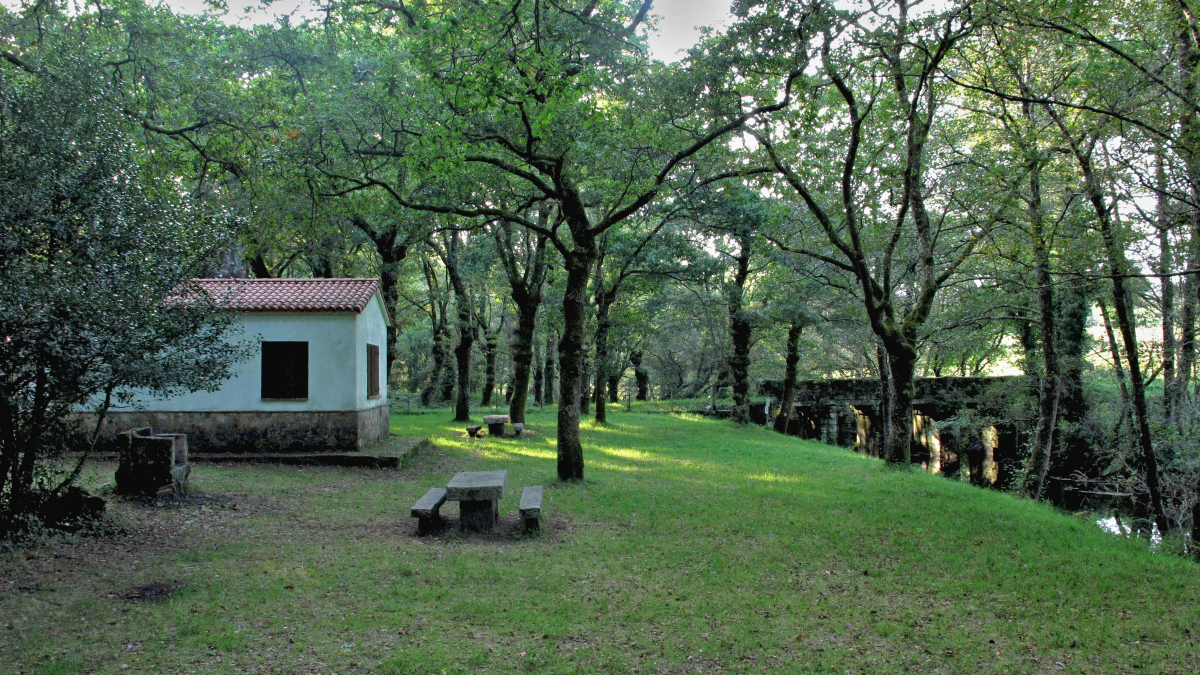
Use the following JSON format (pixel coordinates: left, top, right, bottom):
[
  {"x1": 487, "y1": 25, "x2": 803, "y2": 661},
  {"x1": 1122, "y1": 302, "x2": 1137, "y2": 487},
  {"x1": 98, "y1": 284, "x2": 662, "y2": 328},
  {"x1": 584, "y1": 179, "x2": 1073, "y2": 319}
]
[
  {"x1": 445, "y1": 470, "x2": 508, "y2": 501},
  {"x1": 483, "y1": 415, "x2": 510, "y2": 424}
]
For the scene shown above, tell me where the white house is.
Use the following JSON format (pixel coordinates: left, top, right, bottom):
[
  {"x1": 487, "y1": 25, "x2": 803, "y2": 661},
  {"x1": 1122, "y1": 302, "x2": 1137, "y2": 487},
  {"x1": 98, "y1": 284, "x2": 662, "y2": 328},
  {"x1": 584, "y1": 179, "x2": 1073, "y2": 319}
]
[{"x1": 101, "y1": 278, "x2": 391, "y2": 453}]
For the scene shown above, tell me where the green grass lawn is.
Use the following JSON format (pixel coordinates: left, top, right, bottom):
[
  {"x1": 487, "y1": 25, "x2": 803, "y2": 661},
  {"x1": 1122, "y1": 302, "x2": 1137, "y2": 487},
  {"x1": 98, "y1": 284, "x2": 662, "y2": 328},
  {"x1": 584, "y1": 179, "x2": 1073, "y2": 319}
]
[{"x1": 2, "y1": 410, "x2": 1197, "y2": 674}]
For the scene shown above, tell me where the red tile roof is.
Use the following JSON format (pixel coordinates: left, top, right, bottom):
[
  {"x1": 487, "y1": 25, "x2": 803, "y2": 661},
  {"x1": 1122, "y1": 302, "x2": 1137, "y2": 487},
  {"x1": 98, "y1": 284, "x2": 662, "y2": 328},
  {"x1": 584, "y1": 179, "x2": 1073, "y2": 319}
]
[{"x1": 192, "y1": 278, "x2": 383, "y2": 314}]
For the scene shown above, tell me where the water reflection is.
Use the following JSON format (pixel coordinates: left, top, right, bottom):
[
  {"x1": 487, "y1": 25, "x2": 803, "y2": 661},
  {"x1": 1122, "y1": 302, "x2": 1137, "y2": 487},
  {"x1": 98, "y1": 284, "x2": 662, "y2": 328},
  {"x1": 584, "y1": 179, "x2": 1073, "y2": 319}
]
[{"x1": 1096, "y1": 515, "x2": 1162, "y2": 546}]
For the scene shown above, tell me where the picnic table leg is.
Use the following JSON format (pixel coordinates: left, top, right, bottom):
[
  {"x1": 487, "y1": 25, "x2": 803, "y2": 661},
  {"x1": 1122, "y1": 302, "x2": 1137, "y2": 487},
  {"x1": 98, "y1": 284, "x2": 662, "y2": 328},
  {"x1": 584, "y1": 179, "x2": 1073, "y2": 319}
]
[{"x1": 459, "y1": 499, "x2": 498, "y2": 532}]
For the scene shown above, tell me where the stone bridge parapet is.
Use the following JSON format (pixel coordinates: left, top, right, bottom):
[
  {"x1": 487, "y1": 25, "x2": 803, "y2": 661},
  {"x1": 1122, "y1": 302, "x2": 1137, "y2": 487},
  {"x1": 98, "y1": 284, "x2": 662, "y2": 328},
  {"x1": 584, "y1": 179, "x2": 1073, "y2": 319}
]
[{"x1": 756, "y1": 376, "x2": 1027, "y2": 488}]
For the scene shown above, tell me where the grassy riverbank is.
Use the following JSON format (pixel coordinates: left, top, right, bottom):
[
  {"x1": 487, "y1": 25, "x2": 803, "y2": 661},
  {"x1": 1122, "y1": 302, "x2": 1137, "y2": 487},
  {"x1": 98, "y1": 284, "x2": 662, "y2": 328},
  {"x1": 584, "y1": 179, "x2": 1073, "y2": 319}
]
[{"x1": 3, "y1": 410, "x2": 1197, "y2": 674}]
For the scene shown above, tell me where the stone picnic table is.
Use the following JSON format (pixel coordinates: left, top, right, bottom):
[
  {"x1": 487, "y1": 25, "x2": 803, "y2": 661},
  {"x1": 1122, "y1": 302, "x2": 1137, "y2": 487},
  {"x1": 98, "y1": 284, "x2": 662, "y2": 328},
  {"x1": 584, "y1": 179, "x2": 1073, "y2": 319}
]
[
  {"x1": 446, "y1": 470, "x2": 507, "y2": 531},
  {"x1": 483, "y1": 415, "x2": 509, "y2": 437}
]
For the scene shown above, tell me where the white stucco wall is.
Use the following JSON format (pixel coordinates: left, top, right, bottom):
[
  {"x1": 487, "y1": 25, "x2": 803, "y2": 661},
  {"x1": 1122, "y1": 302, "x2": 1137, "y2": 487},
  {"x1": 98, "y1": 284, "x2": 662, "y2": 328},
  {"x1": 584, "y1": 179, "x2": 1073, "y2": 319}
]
[
  {"x1": 126, "y1": 291, "x2": 389, "y2": 413},
  {"x1": 355, "y1": 291, "x2": 390, "y2": 410}
]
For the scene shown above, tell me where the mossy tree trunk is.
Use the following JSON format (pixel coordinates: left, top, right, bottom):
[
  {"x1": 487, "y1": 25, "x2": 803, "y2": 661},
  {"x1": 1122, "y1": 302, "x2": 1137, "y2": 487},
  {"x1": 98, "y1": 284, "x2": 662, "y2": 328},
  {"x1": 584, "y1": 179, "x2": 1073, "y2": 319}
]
[
  {"x1": 557, "y1": 247, "x2": 595, "y2": 481},
  {"x1": 727, "y1": 232, "x2": 753, "y2": 425},
  {"x1": 631, "y1": 350, "x2": 649, "y2": 400},
  {"x1": 349, "y1": 215, "x2": 410, "y2": 377},
  {"x1": 543, "y1": 331, "x2": 556, "y2": 405},
  {"x1": 773, "y1": 321, "x2": 805, "y2": 434},
  {"x1": 433, "y1": 233, "x2": 474, "y2": 422},
  {"x1": 1047, "y1": 104, "x2": 1167, "y2": 532},
  {"x1": 495, "y1": 217, "x2": 550, "y2": 424}
]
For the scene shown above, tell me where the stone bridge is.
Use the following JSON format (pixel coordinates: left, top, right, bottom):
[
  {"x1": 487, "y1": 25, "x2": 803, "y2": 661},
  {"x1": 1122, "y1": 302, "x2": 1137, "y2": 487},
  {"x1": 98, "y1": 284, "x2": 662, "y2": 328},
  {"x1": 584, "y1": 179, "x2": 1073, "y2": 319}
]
[{"x1": 756, "y1": 376, "x2": 1027, "y2": 488}]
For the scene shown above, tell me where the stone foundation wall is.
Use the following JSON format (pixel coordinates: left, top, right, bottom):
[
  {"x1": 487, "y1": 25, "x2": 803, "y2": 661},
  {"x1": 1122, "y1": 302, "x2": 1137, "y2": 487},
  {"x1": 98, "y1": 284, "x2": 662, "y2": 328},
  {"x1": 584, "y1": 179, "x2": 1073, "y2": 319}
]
[
  {"x1": 357, "y1": 404, "x2": 390, "y2": 447},
  {"x1": 83, "y1": 407, "x2": 391, "y2": 454}
]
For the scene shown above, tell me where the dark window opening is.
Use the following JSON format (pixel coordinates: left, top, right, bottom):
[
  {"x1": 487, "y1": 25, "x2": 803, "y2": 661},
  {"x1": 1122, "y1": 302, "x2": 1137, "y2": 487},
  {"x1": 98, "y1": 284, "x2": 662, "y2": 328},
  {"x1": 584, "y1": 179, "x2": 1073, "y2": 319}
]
[
  {"x1": 367, "y1": 343, "x2": 381, "y2": 398},
  {"x1": 261, "y1": 341, "x2": 308, "y2": 400}
]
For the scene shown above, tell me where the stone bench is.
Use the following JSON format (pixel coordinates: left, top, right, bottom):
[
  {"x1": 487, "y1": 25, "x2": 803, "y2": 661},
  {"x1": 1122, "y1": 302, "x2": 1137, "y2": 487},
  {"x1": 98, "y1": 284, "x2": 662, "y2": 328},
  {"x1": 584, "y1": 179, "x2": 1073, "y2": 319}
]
[
  {"x1": 411, "y1": 487, "x2": 447, "y2": 535},
  {"x1": 483, "y1": 415, "x2": 510, "y2": 437},
  {"x1": 520, "y1": 485, "x2": 543, "y2": 531},
  {"x1": 466, "y1": 424, "x2": 483, "y2": 438}
]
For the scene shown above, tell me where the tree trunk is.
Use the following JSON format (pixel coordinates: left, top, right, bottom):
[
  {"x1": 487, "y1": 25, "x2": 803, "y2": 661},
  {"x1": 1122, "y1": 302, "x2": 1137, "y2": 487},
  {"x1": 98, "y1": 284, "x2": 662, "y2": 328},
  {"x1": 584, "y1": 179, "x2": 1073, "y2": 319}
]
[
  {"x1": 350, "y1": 217, "x2": 409, "y2": 376},
  {"x1": 249, "y1": 252, "x2": 272, "y2": 279},
  {"x1": 422, "y1": 314, "x2": 448, "y2": 407},
  {"x1": 533, "y1": 340, "x2": 544, "y2": 406},
  {"x1": 1176, "y1": 0, "x2": 1200, "y2": 424},
  {"x1": 508, "y1": 296, "x2": 539, "y2": 423},
  {"x1": 451, "y1": 310, "x2": 472, "y2": 420},
  {"x1": 1099, "y1": 299, "x2": 1132, "y2": 432},
  {"x1": 593, "y1": 365, "x2": 606, "y2": 422},
  {"x1": 441, "y1": 235, "x2": 473, "y2": 423},
  {"x1": 557, "y1": 250, "x2": 594, "y2": 481},
  {"x1": 1171, "y1": 4, "x2": 1200, "y2": 543},
  {"x1": 495, "y1": 221, "x2": 549, "y2": 422},
  {"x1": 631, "y1": 350, "x2": 649, "y2": 400},
  {"x1": 14, "y1": 369, "x2": 48, "y2": 501},
  {"x1": 1023, "y1": 147, "x2": 1062, "y2": 502},
  {"x1": 1109, "y1": 285, "x2": 1166, "y2": 533},
  {"x1": 728, "y1": 314, "x2": 752, "y2": 424},
  {"x1": 307, "y1": 239, "x2": 336, "y2": 278},
  {"x1": 884, "y1": 344, "x2": 917, "y2": 465},
  {"x1": 378, "y1": 258, "x2": 405, "y2": 377},
  {"x1": 481, "y1": 337, "x2": 497, "y2": 407},
  {"x1": 773, "y1": 321, "x2": 804, "y2": 434},
  {"x1": 1059, "y1": 127, "x2": 1168, "y2": 533},
  {"x1": 440, "y1": 362, "x2": 456, "y2": 403},
  {"x1": 593, "y1": 293, "x2": 612, "y2": 424},
  {"x1": 1017, "y1": 311, "x2": 1038, "y2": 377},
  {"x1": 727, "y1": 236, "x2": 753, "y2": 424},
  {"x1": 1180, "y1": 275, "x2": 1197, "y2": 407},
  {"x1": 544, "y1": 331, "x2": 556, "y2": 405},
  {"x1": 875, "y1": 342, "x2": 891, "y2": 459},
  {"x1": 422, "y1": 260, "x2": 454, "y2": 407},
  {"x1": 710, "y1": 367, "x2": 728, "y2": 408},
  {"x1": 608, "y1": 375, "x2": 620, "y2": 404},
  {"x1": 476, "y1": 302, "x2": 503, "y2": 408},
  {"x1": 1158, "y1": 154, "x2": 1178, "y2": 426},
  {"x1": 1053, "y1": 273, "x2": 1092, "y2": 484},
  {"x1": 580, "y1": 355, "x2": 591, "y2": 415}
]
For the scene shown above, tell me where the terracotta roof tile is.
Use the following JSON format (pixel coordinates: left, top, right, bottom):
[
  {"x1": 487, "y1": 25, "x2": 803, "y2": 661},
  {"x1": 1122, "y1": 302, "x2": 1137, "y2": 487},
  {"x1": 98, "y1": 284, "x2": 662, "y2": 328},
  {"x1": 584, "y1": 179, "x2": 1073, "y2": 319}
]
[{"x1": 192, "y1": 278, "x2": 382, "y2": 314}]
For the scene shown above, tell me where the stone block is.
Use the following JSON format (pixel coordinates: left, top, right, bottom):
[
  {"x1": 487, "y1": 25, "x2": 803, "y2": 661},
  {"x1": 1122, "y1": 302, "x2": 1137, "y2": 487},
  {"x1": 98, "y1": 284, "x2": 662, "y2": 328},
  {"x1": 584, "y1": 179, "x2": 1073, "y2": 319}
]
[
  {"x1": 445, "y1": 470, "x2": 507, "y2": 501},
  {"x1": 466, "y1": 425, "x2": 483, "y2": 438},
  {"x1": 159, "y1": 433, "x2": 188, "y2": 465},
  {"x1": 520, "y1": 485, "x2": 543, "y2": 531},
  {"x1": 411, "y1": 487, "x2": 448, "y2": 536},
  {"x1": 116, "y1": 428, "x2": 181, "y2": 497},
  {"x1": 459, "y1": 499, "x2": 499, "y2": 532}
]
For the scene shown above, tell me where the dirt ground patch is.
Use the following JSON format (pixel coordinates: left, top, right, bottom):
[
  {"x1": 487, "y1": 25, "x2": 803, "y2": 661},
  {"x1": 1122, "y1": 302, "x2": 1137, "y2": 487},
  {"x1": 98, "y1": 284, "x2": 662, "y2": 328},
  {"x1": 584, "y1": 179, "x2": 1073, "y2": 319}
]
[{"x1": 118, "y1": 580, "x2": 184, "y2": 603}]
